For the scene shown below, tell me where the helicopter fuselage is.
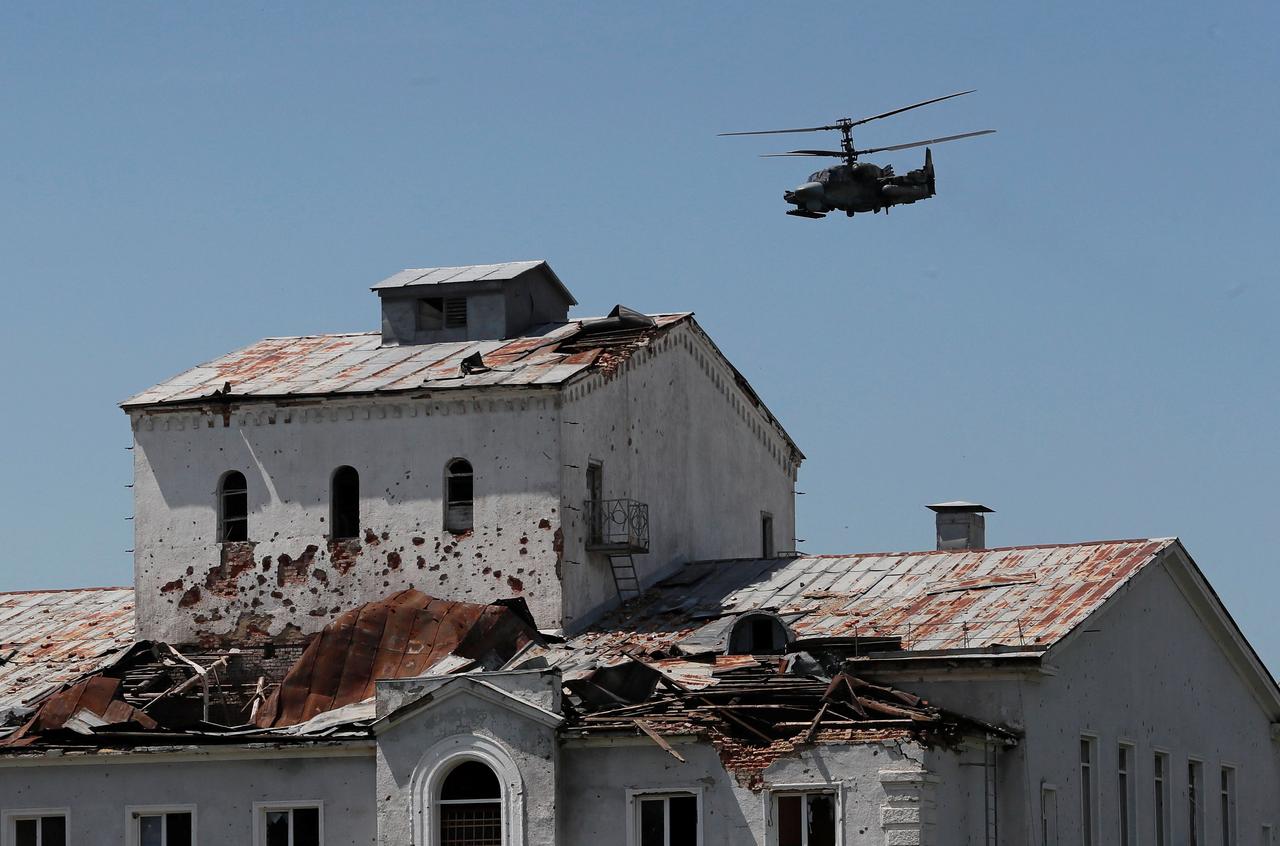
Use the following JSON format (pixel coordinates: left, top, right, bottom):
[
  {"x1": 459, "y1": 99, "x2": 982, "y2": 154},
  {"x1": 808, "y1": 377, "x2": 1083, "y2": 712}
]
[{"x1": 783, "y1": 154, "x2": 934, "y2": 219}]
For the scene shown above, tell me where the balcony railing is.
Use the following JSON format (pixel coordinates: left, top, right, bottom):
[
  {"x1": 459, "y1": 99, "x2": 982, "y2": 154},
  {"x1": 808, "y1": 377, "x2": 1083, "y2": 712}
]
[{"x1": 584, "y1": 498, "x2": 649, "y2": 554}]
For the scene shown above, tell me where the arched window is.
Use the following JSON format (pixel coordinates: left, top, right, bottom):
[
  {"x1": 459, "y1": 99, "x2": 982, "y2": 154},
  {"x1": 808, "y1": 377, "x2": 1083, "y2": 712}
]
[
  {"x1": 438, "y1": 759, "x2": 501, "y2": 846},
  {"x1": 444, "y1": 459, "x2": 473, "y2": 533},
  {"x1": 218, "y1": 471, "x2": 248, "y2": 542},
  {"x1": 330, "y1": 465, "x2": 360, "y2": 540}
]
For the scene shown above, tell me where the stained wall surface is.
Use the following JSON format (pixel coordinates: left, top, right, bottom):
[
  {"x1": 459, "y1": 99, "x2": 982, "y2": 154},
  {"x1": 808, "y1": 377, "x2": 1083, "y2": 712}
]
[
  {"x1": 557, "y1": 322, "x2": 800, "y2": 627},
  {"x1": 130, "y1": 391, "x2": 565, "y2": 645}
]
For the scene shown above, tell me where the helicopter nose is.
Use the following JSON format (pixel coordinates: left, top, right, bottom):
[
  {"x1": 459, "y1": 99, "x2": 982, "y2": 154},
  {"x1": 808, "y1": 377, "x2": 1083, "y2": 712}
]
[{"x1": 786, "y1": 182, "x2": 823, "y2": 201}]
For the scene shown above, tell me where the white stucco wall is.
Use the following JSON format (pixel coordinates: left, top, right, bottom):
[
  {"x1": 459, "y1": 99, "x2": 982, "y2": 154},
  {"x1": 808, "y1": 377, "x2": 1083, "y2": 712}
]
[
  {"x1": 876, "y1": 554, "x2": 1280, "y2": 844},
  {"x1": 557, "y1": 322, "x2": 800, "y2": 628},
  {"x1": 0, "y1": 746, "x2": 374, "y2": 844},
  {"x1": 556, "y1": 735, "x2": 962, "y2": 846},
  {"x1": 130, "y1": 391, "x2": 565, "y2": 644}
]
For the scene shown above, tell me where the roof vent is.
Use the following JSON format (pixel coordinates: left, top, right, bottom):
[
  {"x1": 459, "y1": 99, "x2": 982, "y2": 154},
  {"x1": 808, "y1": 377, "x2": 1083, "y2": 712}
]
[{"x1": 926, "y1": 502, "x2": 994, "y2": 551}]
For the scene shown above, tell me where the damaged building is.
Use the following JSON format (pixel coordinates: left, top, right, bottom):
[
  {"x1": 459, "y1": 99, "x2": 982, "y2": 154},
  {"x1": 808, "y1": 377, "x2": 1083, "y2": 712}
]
[{"x1": 0, "y1": 260, "x2": 1276, "y2": 845}]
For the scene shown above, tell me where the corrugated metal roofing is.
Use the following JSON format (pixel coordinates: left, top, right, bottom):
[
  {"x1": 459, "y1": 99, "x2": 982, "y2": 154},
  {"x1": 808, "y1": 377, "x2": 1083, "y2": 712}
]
[
  {"x1": 121, "y1": 313, "x2": 689, "y2": 408},
  {"x1": 572, "y1": 539, "x2": 1176, "y2": 656},
  {"x1": 0, "y1": 589, "x2": 135, "y2": 716},
  {"x1": 371, "y1": 260, "x2": 549, "y2": 290}
]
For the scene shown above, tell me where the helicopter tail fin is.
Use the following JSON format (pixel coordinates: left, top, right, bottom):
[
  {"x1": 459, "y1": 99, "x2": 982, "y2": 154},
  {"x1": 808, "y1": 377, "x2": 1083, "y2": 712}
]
[{"x1": 924, "y1": 147, "x2": 935, "y2": 195}]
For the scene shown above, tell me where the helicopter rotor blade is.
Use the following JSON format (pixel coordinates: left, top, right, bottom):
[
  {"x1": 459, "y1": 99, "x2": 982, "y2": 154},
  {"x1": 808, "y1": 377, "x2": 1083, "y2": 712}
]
[
  {"x1": 854, "y1": 129, "x2": 995, "y2": 156},
  {"x1": 847, "y1": 89, "x2": 976, "y2": 128},
  {"x1": 719, "y1": 125, "x2": 842, "y2": 137},
  {"x1": 760, "y1": 149, "x2": 847, "y2": 158}
]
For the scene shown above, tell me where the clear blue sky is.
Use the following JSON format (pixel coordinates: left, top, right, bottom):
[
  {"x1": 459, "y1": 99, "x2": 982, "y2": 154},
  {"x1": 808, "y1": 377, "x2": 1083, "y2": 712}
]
[{"x1": 2, "y1": 3, "x2": 1277, "y2": 669}]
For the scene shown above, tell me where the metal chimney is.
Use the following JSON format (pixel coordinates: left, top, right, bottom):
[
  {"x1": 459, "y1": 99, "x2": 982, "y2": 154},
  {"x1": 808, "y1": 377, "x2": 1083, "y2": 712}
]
[{"x1": 927, "y1": 502, "x2": 994, "y2": 551}]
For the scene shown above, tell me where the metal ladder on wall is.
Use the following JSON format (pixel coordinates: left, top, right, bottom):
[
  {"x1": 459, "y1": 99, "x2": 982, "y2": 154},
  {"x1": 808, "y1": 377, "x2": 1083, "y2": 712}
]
[{"x1": 608, "y1": 554, "x2": 642, "y2": 603}]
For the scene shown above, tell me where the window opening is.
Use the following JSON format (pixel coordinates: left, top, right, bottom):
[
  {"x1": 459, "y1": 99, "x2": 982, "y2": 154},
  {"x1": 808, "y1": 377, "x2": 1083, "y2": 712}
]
[
  {"x1": 586, "y1": 461, "x2": 604, "y2": 544},
  {"x1": 263, "y1": 806, "x2": 321, "y2": 846},
  {"x1": 219, "y1": 471, "x2": 248, "y2": 542},
  {"x1": 775, "y1": 791, "x2": 835, "y2": 846},
  {"x1": 1221, "y1": 767, "x2": 1236, "y2": 846},
  {"x1": 11, "y1": 814, "x2": 67, "y2": 846},
  {"x1": 761, "y1": 512, "x2": 775, "y2": 558},
  {"x1": 418, "y1": 297, "x2": 467, "y2": 331},
  {"x1": 1118, "y1": 744, "x2": 1135, "y2": 846},
  {"x1": 445, "y1": 459, "x2": 474, "y2": 533},
  {"x1": 636, "y1": 793, "x2": 698, "y2": 846},
  {"x1": 1079, "y1": 737, "x2": 1095, "y2": 846},
  {"x1": 1154, "y1": 752, "x2": 1170, "y2": 846},
  {"x1": 330, "y1": 466, "x2": 359, "y2": 540},
  {"x1": 135, "y1": 810, "x2": 192, "y2": 846},
  {"x1": 438, "y1": 760, "x2": 501, "y2": 846},
  {"x1": 1189, "y1": 760, "x2": 1205, "y2": 846},
  {"x1": 728, "y1": 613, "x2": 789, "y2": 655}
]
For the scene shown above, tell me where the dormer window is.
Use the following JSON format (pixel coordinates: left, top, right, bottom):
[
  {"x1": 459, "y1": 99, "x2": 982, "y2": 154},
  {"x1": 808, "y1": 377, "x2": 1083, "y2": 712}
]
[
  {"x1": 418, "y1": 297, "x2": 468, "y2": 331},
  {"x1": 728, "y1": 612, "x2": 791, "y2": 655}
]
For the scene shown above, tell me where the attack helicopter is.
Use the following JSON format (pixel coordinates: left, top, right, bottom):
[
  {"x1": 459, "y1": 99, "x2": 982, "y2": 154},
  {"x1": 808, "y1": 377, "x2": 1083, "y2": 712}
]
[{"x1": 720, "y1": 90, "x2": 995, "y2": 218}]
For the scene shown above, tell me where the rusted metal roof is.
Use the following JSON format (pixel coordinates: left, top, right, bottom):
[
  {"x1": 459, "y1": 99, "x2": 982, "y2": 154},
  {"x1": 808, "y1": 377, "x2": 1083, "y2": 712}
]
[
  {"x1": 572, "y1": 539, "x2": 1176, "y2": 656},
  {"x1": 254, "y1": 590, "x2": 540, "y2": 728},
  {"x1": 3, "y1": 676, "x2": 157, "y2": 746},
  {"x1": 121, "y1": 314, "x2": 690, "y2": 408},
  {"x1": 0, "y1": 588, "x2": 135, "y2": 717}
]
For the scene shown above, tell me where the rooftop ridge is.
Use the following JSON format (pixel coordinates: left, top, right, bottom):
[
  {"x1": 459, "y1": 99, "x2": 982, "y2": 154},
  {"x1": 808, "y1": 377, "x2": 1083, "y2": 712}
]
[
  {"x1": 0, "y1": 585, "x2": 133, "y2": 596},
  {"x1": 688, "y1": 537, "x2": 1175, "y2": 566}
]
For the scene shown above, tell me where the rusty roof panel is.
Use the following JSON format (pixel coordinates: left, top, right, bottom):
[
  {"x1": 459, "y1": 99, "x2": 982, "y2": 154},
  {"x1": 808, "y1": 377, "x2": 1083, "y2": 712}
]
[
  {"x1": 572, "y1": 539, "x2": 1175, "y2": 657},
  {"x1": 0, "y1": 588, "x2": 135, "y2": 717},
  {"x1": 253, "y1": 590, "x2": 540, "y2": 728},
  {"x1": 122, "y1": 315, "x2": 690, "y2": 408}
]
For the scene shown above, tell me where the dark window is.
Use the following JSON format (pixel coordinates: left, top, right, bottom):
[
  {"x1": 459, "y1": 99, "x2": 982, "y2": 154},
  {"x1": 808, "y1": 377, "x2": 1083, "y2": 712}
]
[
  {"x1": 418, "y1": 297, "x2": 468, "y2": 331},
  {"x1": 13, "y1": 816, "x2": 66, "y2": 846},
  {"x1": 586, "y1": 462, "x2": 604, "y2": 544},
  {"x1": 1080, "y1": 738, "x2": 1094, "y2": 846},
  {"x1": 638, "y1": 794, "x2": 698, "y2": 846},
  {"x1": 728, "y1": 613, "x2": 789, "y2": 655},
  {"x1": 761, "y1": 512, "x2": 775, "y2": 558},
  {"x1": 439, "y1": 760, "x2": 501, "y2": 846},
  {"x1": 265, "y1": 806, "x2": 320, "y2": 846},
  {"x1": 219, "y1": 471, "x2": 248, "y2": 542},
  {"x1": 445, "y1": 459, "x2": 474, "y2": 533},
  {"x1": 777, "y1": 792, "x2": 836, "y2": 846},
  {"x1": 138, "y1": 811, "x2": 191, "y2": 846},
  {"x1": 331, "y1": 465, "x2": 360, "y2": 540},
  {"x1": 1189, "y1": 761, "x2": 1204, "y2": 846}
]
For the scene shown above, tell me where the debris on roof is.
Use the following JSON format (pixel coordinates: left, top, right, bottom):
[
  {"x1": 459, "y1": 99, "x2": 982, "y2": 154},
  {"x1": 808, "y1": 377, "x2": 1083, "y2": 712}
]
[
  {"x1": 120, "y1": 313, "x2": 691, "y2": 408},
  {"x1": 253, "y1": 590, "x2": 542, "y2": 728},
  {"x1": 0, "y1": 588, "x2": 135, "y2": 720}
]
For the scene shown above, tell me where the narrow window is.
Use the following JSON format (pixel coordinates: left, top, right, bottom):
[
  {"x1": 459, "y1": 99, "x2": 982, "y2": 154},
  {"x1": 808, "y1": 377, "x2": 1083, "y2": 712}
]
[
  {"x1": 219, "y1": 471, "x2": 248, "y2": 542},
  {"x1": 761, "y1": 512, "x2": 775, "y2": 558},
  {"x1": 1189, "y1": 760, "x2": 1205, "y2": 846},
  {"x1": 1154, "y1": 752, "x2": 1170, "y2": 846},
  {"x1": 1263, "y1": 824, "x2": 1274, "y2": 846},
  {"x1": 635, "y1": 793, "x2": 699, "y2": 846},
  {"x1": 8, "y1": 813, "x2": 67, "y2": 846},
  {"x1": 1041, "y1": 786, "x2": 1059, "y2": 846},
  {"x1": 1080, "y1": 737, "x2": 1096, "y2": 846},
  {"x1": 259, "y1": 804, "x2": 322, "y2": 846},
  {"x1": 444, "y1": 459, "x2": 473, "y2": 533},
  {"x1": 586, "y1": 461, "x2": 604, "y2": 544},
  {"x1": 131, "y1": 809, "x2": 193, "y2": 846},
  {"x1": 330, "y1": 466, "x2": 359, "y2": 540},
  {"x1": 1221, "y1": 767, "x2": 1237, "y2": 846},
  {"x1": 774, "y1": 791, "x2": 836, "y2": 846},
  {"x1": 438, "y1": 760, "x2": 501, "y2": 846},
  {"x1": 1118, "y1": 744, "x2": 1135, "y2": 846}
]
